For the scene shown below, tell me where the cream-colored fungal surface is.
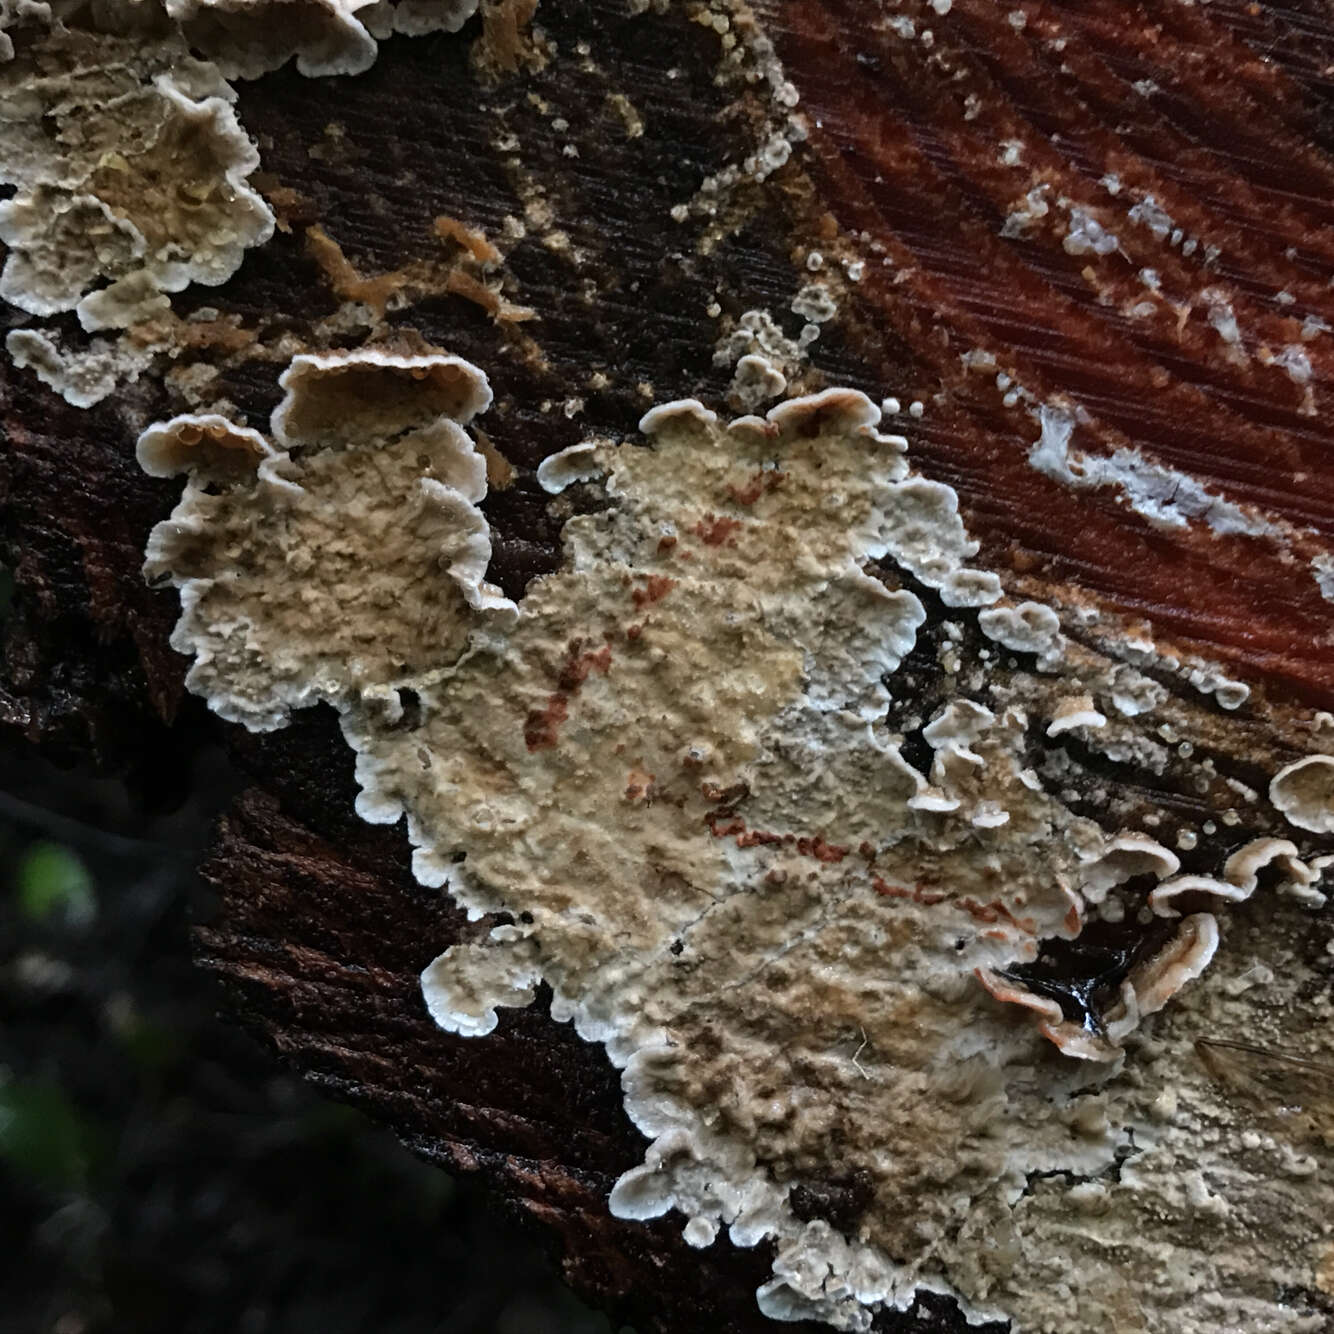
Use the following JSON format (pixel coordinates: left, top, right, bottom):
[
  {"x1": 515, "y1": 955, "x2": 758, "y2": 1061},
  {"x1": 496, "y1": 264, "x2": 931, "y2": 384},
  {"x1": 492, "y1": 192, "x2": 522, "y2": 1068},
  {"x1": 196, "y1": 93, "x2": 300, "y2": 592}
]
[
  {"x1": 1272, "y1": 755, "x2": 1334, "y2": 835},
  {"x1": 140, "y1": 349, "x2": 513, "y2": 730},
  {"x1": 0, "y1": 0, "x2": 481, "y2": 403},
  {"x1": 144, "y1": 365, "x2": 1334, "y2": 1333},
  {"x1": 0, "y1": 22, "x2": 272, "y2": 328}
]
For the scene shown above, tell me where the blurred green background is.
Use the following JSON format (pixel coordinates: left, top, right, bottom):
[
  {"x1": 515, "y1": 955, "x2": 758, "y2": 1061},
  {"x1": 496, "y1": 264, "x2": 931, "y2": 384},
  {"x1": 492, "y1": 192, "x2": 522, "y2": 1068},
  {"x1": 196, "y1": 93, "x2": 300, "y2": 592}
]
[{"x1": 0, "y1": 733, "x2": 621, "y2": 1334}]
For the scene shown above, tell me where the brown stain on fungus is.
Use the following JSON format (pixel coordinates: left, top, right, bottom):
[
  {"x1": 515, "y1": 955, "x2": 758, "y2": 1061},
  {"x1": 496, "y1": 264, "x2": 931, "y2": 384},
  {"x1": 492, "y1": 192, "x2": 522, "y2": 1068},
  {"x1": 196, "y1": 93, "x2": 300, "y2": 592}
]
[
  {"x1": 692, "y1": 514, "x2": 743, "y2": 547},
  {"x1": 631, "y1": 575, "x2": 676, "y2": 607},
  {"x1": 728, "y1": 470, "x2": 786, "y2": 506},
  {"x1": 524, "y1": 642, "x2": 612, "y2": 752}
]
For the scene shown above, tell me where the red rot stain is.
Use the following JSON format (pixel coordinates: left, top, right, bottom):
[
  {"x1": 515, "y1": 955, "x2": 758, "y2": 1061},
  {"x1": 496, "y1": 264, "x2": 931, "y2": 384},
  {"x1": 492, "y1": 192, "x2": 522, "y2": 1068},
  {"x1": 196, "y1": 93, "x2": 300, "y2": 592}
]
[
  {"x1": 958, "y1": 896, "x2": 1031, "y2": 930},
  {"x1": 702, "y1": 808, "x2": 847, "y2": 864},
  {"x1": 872, "y1": 875, "x2": 910, "y2": 899},
  {"x1": 795, "y1": 835, "x2": 848, "y2": 864},
  {"x1": 700, "y1": 780, "x2": 749, "y2": 807},
  {"x1": 691, "y1": 514, "x2": 742, "y2": 546},
  {"x1": 524, "y1": 643, "x2": 613, "y2": 751},
  {"x1": 736, "y1": 829, "x2": 784, "y2": 848},
  {"x1": 727, "y1": 470, "x2": 786, "y2": 506},
  {"x1": 871, "y1": 879, "x2": 957, "y2": 909},
  {"x1": 523, "y1": 694, "x2": 569, "y2": 751},
  {"x1": 706, "y1": 814, "x2": 747, "y2": 838},
  {"x1": 632, "y1": 575, "x2": 677, "y2": 607},
  {"x1": 557, "y1": 643, "x2": 612, "y2": 692},
  {"x1": 958, "y1": 897, "x2": 1000, "y2": 924}
]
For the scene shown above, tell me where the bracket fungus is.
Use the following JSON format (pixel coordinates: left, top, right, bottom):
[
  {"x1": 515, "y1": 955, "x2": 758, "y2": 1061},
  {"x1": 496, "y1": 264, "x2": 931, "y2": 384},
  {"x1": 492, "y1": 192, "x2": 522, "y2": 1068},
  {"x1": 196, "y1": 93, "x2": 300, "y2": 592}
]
[
  {"x1": 0, "y1": 0, "x2": 480, "y2": 402},
  {"x1": 0, "y1": 25, "x2": 273, "y2": 329},
  {"x1": 1271, "y1": 754, "x2": 1334, "y2": 836},
  {"x1": 140, "y1": 349, "x2": 512, "y2": 731}
]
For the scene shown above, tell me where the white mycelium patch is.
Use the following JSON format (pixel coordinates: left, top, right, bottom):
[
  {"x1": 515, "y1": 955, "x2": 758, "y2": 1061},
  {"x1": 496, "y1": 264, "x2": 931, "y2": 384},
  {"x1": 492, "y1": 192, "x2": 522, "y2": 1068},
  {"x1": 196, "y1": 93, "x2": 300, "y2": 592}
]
[{"x1": 143, "y1": 359, "x2": 1334, "y2": 1333}]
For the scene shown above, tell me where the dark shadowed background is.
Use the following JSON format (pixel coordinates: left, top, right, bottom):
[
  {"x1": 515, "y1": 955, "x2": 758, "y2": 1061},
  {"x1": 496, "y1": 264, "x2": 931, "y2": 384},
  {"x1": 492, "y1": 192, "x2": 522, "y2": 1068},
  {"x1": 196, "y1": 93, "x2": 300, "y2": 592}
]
[{"x1": 0, "y1": 686, "x2": 627, "y2": 1334}]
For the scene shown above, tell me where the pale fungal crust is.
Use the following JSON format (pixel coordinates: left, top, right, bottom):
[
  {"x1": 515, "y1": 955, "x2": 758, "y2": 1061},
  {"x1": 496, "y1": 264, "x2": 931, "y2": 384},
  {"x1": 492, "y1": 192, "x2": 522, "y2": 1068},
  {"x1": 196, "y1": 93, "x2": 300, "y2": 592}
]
[
  {"x1": 4, "y1": 326, "x2": 156, "y2": 408},
  {"x1": 535, "y1": 440, "x2": 603, "y2": 494},
  {"x1": 140, "y1": 348, "x2": 514, "y2": 731},
  {"x1": 361, "y1": 0, "x2": 479, "y2": 39},
  {"x1": 163, "y1": 0, "x2": 379, "y2": 79},
  {"x1": 727, "y1": 351, "x2": 787, "y2": 412},
  {"x1": 1045, "y1": 693, "x2": 1107, "y2": 737},
  {"x1": 0, "y1": 0, "x2": 482, "y2": 404},
  {"x1": 977, "y1": 599, "x2": 1065, "y2": 668},
  {"x1": 165, "y1": 0, "x2": 479, "y2": 77},
  {"x1": 1115, "y1": 912, "x2": 1220, "y2": 1015},
  {"x1": 421, "y1": 926, "x2": 541, "y2": 1038},
  {"x1": 0, "y1": 24, "x2": 273, "y2": 329},
  {"x1": 144, "y1": 368, "x2": 1334, "y2": 1334},
  {"x1": 1078, "y1": 832, "x2": 1180, "y2": 904},
  {"x1": 1148, "y1": 874, "x2": 1250, "y2": 917},
  {"x1": 1271, "y1": 754, "x2": 1334, "y2": 834}
]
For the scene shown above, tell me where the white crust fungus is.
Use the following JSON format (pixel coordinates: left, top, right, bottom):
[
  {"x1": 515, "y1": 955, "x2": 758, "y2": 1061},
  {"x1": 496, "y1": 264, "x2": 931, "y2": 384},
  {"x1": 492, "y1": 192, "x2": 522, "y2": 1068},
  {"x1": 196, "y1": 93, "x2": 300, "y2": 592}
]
[
  {"x1": 144, "y1": 369, "x2": 1334, "y2": 1334},
  {"x1": 0, "y1": 0, "x2": 484, "y2": 404},
  {"x1": 0, "y1": 25, "x2": 273, "y2": 331},
  {"x1": 421, "y1": 925, "x2": 541, "y2": 1037},
  {"x1": 1270, "y1": 754, "x2": 1334, "y2": 834},
  {"x1": 1123, "y1": 911, "x2": 1219, "y2": 1014},
  {"x1": 140, "y1": 348, "x2": 514, "y2": 731},
  {"x1": 1077, "y1": 832, "x2": 1180, "y2": 904},
  {"x1": 5, "y1": 325, "x2": 156, "y2": 408},
  {"x1": 727, "y1": 352, "x2": 788, "y2": 412},
  {"x1": 164, "y1": 0, "x2": 380, "y2": 80},
  {"x1": 978, "y1": 599, "x2": 1065, "y2": 668},
  {"x1": 1046, "y1": 693, "x2": 1107, "y2": 737},
  {"x1": 1148, "y1": 874, "x2": 1250, "y2": 917}
]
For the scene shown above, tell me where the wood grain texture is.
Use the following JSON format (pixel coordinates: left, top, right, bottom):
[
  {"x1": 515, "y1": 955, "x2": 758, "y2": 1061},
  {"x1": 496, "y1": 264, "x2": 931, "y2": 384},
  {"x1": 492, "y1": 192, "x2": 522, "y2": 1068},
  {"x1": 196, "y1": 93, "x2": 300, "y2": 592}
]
[
  {"x1": 2, "y1": 1, "x2": 1332, "y2": 1329},
  {"x1": 765, "y1": 0, "x2": 1334, "y2": 707}
]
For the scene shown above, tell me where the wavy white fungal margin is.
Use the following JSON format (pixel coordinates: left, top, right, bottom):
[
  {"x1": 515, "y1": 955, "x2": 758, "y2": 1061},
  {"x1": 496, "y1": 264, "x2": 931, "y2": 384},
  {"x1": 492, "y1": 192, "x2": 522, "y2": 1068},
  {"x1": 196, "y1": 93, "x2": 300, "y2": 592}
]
[
  {"x1": 0, "y1": 0, "x2": 481, "y2": 403},
  {"x1": 1270, "y1": 754, "x2": 1334, "y2": 835},
  {"x1": 0, "y1": 25, "x2": 273, "y2": 333},
  {"x1": 421, "y1": 926, "x2": 541, "y2": 1038},
  {"x1": 143, "y1": 374, "x2": 1334, "y2": 1333},
  {"x1": 139, "y1": 347, "x2": 513, "y2": 731},
  {"x1": 5, "y1": 327, "x2": 157, "y2": 409},
  {"x1": 536, "y1": 441, "x2": 603, "y2": 493}
]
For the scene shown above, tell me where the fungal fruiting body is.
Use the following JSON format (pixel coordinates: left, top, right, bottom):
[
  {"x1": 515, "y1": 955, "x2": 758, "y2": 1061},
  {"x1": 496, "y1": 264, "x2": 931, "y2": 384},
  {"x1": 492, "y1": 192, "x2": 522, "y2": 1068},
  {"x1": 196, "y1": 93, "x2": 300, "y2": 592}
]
[
  {"x1": 0, "y1": 0, "x2": 481, "y2": 403},
  {"x1": 142, "y1": 355, "x2": 1334, "y2": 1334}
]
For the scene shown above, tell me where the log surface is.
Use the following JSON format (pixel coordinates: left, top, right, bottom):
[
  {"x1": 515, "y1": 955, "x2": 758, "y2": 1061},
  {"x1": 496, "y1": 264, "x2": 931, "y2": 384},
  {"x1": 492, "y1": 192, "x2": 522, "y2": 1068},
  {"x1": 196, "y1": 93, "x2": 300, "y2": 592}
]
[{"x1": 3, "y1": 3, "x2": 1333, "y2": 1330}]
